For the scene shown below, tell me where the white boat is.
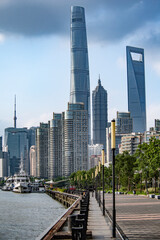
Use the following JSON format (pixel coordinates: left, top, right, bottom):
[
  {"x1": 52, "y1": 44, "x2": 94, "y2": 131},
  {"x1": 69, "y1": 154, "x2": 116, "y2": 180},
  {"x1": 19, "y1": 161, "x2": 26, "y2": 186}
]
[
  {"x1": 2, "y1": 176, "x2": 14, "y2": 191},
  {"x1": 13, "y1": 155, "x2": 31, "y2": 193},
  {"x1": 12, "y1": 174, "x2": 31, "y2": 193}
]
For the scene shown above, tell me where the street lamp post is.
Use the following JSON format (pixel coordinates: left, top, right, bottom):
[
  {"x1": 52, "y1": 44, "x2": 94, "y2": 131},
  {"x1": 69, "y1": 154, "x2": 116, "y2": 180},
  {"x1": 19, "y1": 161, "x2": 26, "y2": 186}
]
[
  {"x1": 111, "y1": 119, "x2": 116, "y2": 238},
  {"x1": 77, "y1": 175, "x2": 79, "y2": 191},
  {"x1": 85, "y1": 174, "x2": 88, "y2": 190},
  {"x1": 158, "y1": 168, "x2": 160, "y2": 194},
  {"x1": 98, "y1": 161, "x2": 101, "y2": 206},
  {"x1": 102, "y1": 149, "x2": 105, "y2": 216},
  {"x1": 92, "y1": 172, "x2": 94, "y2": 197},
  {"x1": 81, "y1": 175, "x2": 83, "y2": 190},
  {"x1": 95, "y1": 168, "x2": 98, "y2": 201}
]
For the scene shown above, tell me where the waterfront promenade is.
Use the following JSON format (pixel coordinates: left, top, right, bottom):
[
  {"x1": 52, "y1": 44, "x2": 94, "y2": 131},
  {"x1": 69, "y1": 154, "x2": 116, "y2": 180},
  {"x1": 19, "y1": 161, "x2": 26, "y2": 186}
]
[
  {"x1": 105, "y1": 194, "x2": 160, "y2": 240},
  {"x1": 88, "y1": 193, "x2": 120, "y2": 239}
]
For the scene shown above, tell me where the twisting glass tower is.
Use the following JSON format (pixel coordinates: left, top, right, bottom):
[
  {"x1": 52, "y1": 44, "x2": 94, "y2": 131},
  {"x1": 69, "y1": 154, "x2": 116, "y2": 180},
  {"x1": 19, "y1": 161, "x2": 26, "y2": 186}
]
[
  {"x1": 70, "y1": 6, "x2": 91, "y2": 143},
  {"x1": 126, "y1": 46, "x2": 146, "y2": 133}
]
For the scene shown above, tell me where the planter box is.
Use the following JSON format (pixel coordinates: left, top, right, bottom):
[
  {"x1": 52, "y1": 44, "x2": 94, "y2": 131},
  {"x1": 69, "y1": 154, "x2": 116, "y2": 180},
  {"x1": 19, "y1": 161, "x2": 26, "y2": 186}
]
[
  {"x1": 149, "y1": 194, "x2": 155, "y2": 198},
  {"x1": 155, "y1": 195, "x2": 160, "y2": 199}
]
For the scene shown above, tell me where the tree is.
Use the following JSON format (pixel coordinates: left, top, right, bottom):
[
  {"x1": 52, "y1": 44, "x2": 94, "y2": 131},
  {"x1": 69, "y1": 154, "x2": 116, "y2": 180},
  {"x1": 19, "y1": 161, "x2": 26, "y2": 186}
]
[
  {"x1": 135, "y1": 137, "x2": 160, "y2": 193},
  {"x1": 135, "y1": 142, "x2": 149, "y2": 192},
  {"x1": 115, "y1": 151, "x2": 136, "y2": 191}
]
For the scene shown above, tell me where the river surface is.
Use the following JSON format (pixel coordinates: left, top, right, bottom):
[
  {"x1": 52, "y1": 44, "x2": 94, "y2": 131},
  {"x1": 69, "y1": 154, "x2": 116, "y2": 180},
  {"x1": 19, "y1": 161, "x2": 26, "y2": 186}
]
[{"x1": 0, "y1": 190, "x2": 66, "y2": 240}]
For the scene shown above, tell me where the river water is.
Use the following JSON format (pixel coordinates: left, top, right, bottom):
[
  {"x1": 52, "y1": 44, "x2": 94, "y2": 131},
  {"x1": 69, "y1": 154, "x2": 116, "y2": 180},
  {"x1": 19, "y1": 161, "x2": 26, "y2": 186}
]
[{"x1": 0, "y1": 190, "x2": 66, "y2": 240}]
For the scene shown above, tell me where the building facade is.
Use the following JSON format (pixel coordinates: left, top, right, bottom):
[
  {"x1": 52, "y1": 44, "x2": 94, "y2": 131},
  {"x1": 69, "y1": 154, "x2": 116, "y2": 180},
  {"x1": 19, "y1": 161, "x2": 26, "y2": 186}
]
[
  {"x1": 4, "y1": 128, "x2": 29, "y2": 175},
  {"x1": 155, "y1": 119, "x2": 160, "y2": 131},
  {"x1": 106, "y1": 127, "x2": 123, "y2": 166},
  {"x1": 30, "y1": 145, "x2": 36, "y2": 177},
  {"x1": 92, "y1": 78, "x2": 108, "y2": 151},
  {"x1": 119, "y1": 133, "x2": 142, "y2": 155},
  {"x1": 62, "y1": 103, "x2": 88, "y2": 177},
  {"x1": 90, "y1": 155, "x2": 101, "y2": 169},
  {"x1": 36, "y1": 123, "x2": 49, "y2": 179},
  {"x1": 126, "y1": 46, "x2": 146, "y2": 133},
  {"x1": 116, "y1": 112, "x2": 133, "y2": 134},
  {"x1": 70, "y1": 6, "x2": 91, "y2": 143},
  {"x1": 48, "y1": 113, "x2": 62, "y2": 179},
  {"x1": 88, "y1": 144, "x2": 103, "y2": 169}
]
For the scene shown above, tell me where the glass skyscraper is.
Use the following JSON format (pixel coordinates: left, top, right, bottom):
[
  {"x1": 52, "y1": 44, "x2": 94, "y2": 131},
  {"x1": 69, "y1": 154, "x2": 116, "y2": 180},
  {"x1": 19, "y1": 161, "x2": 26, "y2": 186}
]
[
  {"x1": 92, "y1": 78, "x2": 108, "y2": 151},
  {"x1": 116, "y1": 112, "x2": 133, "y2": 134},
  {"x1": 126, "y1": 46, "x2": 146, "y2": 133},
  {"x1": 4, "y1": 128, "x2": 29, "y2": 175},
  {"x1": 70, "y1": 6, "x2": 91, "y2": 143}
]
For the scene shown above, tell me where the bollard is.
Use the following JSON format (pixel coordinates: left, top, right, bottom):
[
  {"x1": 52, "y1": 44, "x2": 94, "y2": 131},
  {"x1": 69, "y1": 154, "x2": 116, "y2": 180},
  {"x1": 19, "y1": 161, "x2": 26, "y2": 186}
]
[
  {"x1": 72, "y1": 226, "x2": 84, "y2": 240},
  {"x1": 68, "y1": 214, "x2": 77, "y2": 232}
]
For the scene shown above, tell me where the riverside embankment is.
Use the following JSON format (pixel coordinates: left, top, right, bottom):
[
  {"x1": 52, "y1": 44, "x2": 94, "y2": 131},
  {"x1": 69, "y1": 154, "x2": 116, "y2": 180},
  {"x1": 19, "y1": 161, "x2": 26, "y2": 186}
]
[{"x1": 37, "y1": 190, "x2": 82, "y2": 240}]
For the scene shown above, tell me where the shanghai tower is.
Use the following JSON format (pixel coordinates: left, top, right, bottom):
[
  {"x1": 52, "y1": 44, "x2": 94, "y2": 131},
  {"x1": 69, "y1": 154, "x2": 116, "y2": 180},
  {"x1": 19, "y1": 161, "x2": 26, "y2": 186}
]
[{"x1": 70, "y1": 6, "x2": 91, "y2": 143}]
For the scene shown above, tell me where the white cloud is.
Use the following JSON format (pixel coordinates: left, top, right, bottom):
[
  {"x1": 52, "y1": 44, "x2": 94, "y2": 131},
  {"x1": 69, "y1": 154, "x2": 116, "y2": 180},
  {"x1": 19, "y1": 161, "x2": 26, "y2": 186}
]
[
  {"x1": 117, "y1": 56, "x2": 126, "y2": 70},
  {"x1": 0, "y1": 33, "x2": 5, "y2": 43},
  {"x1": 152, "y1": 61, "x2": 160, "y2": 76},
  {"x1": 108, "y1": 107, "x2": 117, "y2": 123},
  {"x1": 147, "y1": 104, "x2": 160, "y2": 130},
  {"x1": 22, "y1": 112, "x2": 52, "y2": 128}
]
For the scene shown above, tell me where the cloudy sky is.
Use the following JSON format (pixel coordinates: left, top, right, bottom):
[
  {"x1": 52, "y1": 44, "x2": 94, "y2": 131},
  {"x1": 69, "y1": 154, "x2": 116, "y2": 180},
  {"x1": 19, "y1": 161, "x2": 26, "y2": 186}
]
[{"x1": 0, "y1": 0, "x2": 160, "y2": 138}]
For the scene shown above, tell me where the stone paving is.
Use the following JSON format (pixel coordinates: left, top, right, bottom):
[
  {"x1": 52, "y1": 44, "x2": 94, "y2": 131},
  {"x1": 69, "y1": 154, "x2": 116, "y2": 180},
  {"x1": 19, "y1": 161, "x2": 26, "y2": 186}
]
[{"x1": 104, "y1": 194, "x2": 160, "y2": 240}]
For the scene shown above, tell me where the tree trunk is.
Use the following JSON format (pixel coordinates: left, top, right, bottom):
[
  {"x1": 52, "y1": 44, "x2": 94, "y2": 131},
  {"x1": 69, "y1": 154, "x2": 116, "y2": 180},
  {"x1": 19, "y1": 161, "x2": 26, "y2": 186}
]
[
  {"x1": 128, "y1": 177, "x2": 130, "y2": 191},
  {"x1": 145, "y1": 178, "x2": 148, "y2": 194},
  {"x1": 155, "y1": 176, "x2": 157, "y2": 193}
]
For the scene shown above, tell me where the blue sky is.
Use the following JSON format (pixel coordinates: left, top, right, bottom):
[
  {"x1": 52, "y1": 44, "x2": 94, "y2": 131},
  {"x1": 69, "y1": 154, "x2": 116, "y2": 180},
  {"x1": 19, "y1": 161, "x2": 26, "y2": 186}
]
[{"x1": 0, "y1": 0, "x2": 160, "y2": 138}]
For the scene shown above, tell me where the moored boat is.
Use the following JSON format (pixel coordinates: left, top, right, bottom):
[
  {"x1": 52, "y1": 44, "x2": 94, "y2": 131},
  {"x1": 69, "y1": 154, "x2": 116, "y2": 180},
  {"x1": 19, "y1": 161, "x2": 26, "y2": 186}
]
[{"x1": 12, "y1": 154, "x2": 31, "y2": 193}]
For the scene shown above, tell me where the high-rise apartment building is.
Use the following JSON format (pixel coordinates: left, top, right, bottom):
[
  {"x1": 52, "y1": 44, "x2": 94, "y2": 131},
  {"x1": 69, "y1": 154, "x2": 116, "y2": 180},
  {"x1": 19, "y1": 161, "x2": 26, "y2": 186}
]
[
  {"x1": 92, "y1": 78, "x2": 108, "y2": 151},
  {"x1": 28, "y1": 127, "x2": 37, "y2": 148},
  {"x1": 48, "y1": 113, "x2": 62, "y2": 179},
  {"x1": 120, "y1": 130, "x2": 160, "y2": 155},
  {"x1": 155, "y1": 119, "x2": 160, "y2": 131},
  {"x1": 62, "y1": 103, "x2": 88, "y2": 177},
  {"x1": 70, "y1": 6, "x2": 91, "y2": 143},
  {"x1": 36, "y1": 123, "x2": 49, "y2": 179},
  {"x1": 88, "y1": 144, "x2": 103, "y2": 170},
  {"x1": 126, "y1": 46, "x2": 146, "y2": 133},
  {"x1": 30, "y1": 145, "x2": 36, "y2": 177},
  {"x1": 116, "y1": 112, "x2": 133, "y2": 134},
  {"x1": 0, "y1": 137, "x2": 9, "y2": 177},
  {"x1": 119, "y1": 133, "x2": 142, "y2": 155}
]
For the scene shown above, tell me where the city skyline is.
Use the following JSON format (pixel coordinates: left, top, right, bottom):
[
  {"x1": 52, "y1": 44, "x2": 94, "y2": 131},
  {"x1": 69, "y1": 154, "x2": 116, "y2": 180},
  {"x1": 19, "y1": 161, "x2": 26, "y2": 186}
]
[{"x1": 0, "y1": 0, "x2": 160, "y2": 138}]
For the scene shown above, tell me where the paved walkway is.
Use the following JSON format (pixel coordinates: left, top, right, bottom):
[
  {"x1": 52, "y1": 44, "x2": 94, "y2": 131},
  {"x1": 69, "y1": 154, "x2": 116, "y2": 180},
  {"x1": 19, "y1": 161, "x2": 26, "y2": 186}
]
[
  {"x1": 87, "y1": 193, "x2": 120, "y2": 239},
  {"x1": 105, "y1": 194, "x2": 160, "y2": 240}
]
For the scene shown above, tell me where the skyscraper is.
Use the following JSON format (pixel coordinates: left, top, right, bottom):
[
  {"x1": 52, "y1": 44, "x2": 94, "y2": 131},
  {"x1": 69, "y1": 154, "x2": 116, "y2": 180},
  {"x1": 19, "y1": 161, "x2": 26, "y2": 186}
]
[
  {"x1": 126, "y1": 46, "x2": 146, "y2": 133},
  {"x1": 116, "y1": 112, "x2": 133, "y2": 134},
  {"x1": 30, "y1": 145, "x2": 36, "y2": 177},
  {"x1": 62, "y1": 103, "x2": 88, "y2": 177},
  {"x1": 36, "y1": 123, "x2": 49, "y2": 178},
  {"x1": 4, "y1": 127, "x2": 29, "y2": 175},
  {"x1": 48, "y1": 113, "x2": 62, "y2": 179},
  {"x1": 92, "y1": 78, "x2": 108, "y2": 151},
  {"x1": 70, "y1": 6, "x2": 91, "y2": 143}
]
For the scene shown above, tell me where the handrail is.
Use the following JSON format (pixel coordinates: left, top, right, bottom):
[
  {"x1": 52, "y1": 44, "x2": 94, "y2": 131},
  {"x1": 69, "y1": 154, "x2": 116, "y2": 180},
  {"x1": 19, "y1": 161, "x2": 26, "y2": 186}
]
[{"x1": 36, "y1": 191, "x2": 81, "y2": 240}]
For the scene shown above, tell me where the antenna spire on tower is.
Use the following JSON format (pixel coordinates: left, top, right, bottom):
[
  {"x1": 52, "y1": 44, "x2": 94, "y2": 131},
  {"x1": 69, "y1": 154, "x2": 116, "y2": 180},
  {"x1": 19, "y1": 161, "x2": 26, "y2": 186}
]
[{"x1": 14, "y1": 95, "x2": 17, "y2": 128}]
